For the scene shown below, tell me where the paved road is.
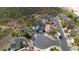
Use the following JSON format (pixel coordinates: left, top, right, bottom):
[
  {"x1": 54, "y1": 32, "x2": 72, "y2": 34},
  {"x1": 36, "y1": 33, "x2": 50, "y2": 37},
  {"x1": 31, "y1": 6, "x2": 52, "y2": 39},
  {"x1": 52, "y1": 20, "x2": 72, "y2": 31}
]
[{"x1": 52, "y1": 16, "x2": 70, "y2": 51}]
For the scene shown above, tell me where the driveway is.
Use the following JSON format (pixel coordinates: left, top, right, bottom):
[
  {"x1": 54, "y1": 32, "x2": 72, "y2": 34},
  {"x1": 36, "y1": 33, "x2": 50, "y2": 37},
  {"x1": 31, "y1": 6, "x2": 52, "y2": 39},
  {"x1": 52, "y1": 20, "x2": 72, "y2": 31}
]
[{"x1": 33, "y1": 34, "x2": 60, "y2": 49}]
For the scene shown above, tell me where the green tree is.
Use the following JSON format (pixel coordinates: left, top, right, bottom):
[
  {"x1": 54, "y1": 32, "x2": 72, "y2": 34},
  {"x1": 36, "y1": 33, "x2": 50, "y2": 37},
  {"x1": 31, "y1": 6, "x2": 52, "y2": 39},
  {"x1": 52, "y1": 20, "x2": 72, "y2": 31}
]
[
  {"x1": 74, "y1": 36, "x2": 79, "y2": 46},
  {"x1": 60, "y1": 19, "x2": 66, "y2": 28},
  {"x1": 11, "y1": 29, "x2": 19, "y2": 37},
  {"x1": 49, "y1": 28, "x2": 56, "y2": 36},
  {"x1": 23, "y1": 32, "x2": 31, "y2": 39}
]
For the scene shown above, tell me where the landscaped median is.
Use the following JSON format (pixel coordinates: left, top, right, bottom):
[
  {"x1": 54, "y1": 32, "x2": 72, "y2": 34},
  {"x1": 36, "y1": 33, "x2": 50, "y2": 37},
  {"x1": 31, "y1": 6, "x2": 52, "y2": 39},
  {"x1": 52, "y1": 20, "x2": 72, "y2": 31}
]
[{"x1": 46, "y1": 46, "x2": 62, "y2": 51}]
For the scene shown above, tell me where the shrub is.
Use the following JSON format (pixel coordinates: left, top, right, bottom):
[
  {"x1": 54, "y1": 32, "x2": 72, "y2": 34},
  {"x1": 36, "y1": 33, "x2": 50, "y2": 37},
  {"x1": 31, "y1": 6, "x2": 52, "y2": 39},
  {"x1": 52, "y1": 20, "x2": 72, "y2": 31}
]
[{"x1": 49, "y1": 47, "x2": 59, "y2": 51}]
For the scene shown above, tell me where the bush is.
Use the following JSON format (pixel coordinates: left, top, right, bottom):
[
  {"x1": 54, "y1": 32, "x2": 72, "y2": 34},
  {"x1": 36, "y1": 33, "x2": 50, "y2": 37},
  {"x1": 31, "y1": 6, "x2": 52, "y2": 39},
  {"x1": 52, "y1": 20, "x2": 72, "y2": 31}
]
[{"x1": 49, "y1": 47, "x2": 59, "y2": 51}]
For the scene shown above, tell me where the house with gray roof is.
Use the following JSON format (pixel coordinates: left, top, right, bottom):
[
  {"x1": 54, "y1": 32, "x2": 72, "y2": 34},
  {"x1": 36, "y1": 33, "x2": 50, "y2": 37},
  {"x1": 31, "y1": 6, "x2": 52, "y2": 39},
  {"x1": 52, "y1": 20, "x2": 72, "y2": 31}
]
[{"x1": 10, "y1": 37, "x2": 29, "y2": 51}]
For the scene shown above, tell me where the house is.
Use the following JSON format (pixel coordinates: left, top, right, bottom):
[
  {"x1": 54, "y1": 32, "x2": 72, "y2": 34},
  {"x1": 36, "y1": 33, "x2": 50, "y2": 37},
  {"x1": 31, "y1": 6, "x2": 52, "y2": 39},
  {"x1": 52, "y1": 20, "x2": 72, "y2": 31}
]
[
  {"x1": 45, "y1": 24, "x2": 51, "y2": 33},
  {"x1": 45, "y1": 24, "x2": 55, "y2": 33},
  {"x1": 33, "y1": 24, "x2": 45, "y2": 33},
  {"x1": 10, "y1": 37, "x2": 29, "y2": 51}
]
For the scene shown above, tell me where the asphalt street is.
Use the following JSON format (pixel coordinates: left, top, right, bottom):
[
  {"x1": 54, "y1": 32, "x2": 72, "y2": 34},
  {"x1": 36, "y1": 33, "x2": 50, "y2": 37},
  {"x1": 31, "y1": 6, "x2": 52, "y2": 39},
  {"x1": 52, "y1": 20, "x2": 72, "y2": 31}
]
[{"x1": 54, "y1": 16, "x2": 70, "y2": 51}]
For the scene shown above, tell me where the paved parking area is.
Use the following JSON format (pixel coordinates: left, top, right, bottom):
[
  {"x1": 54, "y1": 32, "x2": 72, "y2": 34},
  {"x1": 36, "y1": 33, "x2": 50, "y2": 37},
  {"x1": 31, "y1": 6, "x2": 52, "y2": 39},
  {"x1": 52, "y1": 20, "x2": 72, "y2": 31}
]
[{"x1": 33, "y1": 34, "x2": 60, "y2": 49}]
